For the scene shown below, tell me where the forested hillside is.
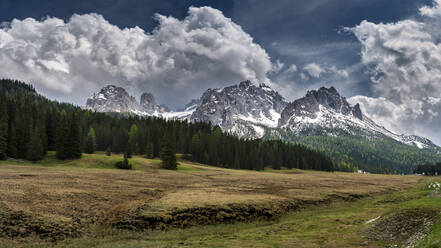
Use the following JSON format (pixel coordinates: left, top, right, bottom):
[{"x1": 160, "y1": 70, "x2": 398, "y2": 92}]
[
  {"x1": 278, "y1": 132, "x2": 441, "y2": 174},
  {"x1": 0, "y1": 79, "x2": 340, "y2": 172}
]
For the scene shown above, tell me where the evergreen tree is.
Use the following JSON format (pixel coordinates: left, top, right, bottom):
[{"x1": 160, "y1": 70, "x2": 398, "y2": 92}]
[
  {"x1": 7, "y1": 123, "x2": 18, "y2": 158},
  {"x1": 128, "y1": 124, "x2": 138, "y2": 155},
  {"x1": 0, "y1": 100, "x2": 8, "y2": 160},
  {"x1": 145, "y1": 143, "x2": 154, "y2": 159},
  {"x1": 106, "y1": 146, "x2": 111, "y2": 156},
  {"x1": 233, "y1": 152, "x2": 240, "y2": 169},
  {"x1": 56, "y1": 111, "x2": 69, "y2": 159},
  {"x1": 116, "y1": 152, "x2": 132, "y2": 170},
  {"x1": 160, "y1": 127, "x2": 177, "y2": 170},
  {"x1": 26, "y1": 125, "x2": 44, "y2": 162},
  {"x1": 85, "y1": 127, "x2": 97, "y2": 154},
  {"x1": 190, "y1": 132, "x2": 202, "y2": 161},
  {"x1": 67, "y1": 113, "x2": 82, "y2": 159}
]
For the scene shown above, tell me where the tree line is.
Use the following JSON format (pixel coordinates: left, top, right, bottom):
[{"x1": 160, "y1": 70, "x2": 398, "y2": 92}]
[
  {"x1": 278, "y1": 131, "x2": 441, "y2": 174},
  {"x1": 0, "y1": 79, "x2": 338, "y2": 172},
  {"x1": 414, "y1": 163, "x2": 441, "y2": 176}
]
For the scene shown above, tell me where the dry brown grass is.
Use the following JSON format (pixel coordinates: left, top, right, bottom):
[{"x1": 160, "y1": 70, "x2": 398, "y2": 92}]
[{"x1": 0, "y1": 155, "x2": 421, "y2": 226}]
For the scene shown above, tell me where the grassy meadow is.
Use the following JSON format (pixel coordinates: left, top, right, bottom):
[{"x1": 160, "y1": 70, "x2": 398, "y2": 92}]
[{"x1": 0, "y1": 153, "x2": 439, "y2": 247}]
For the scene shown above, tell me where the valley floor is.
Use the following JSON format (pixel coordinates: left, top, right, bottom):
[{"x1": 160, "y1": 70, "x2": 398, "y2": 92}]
[{"x1": 0, "y1": 153, "x2": 439, "y2": 247}]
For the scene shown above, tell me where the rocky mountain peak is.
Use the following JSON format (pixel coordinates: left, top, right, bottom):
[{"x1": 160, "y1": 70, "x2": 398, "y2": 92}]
[
  {"x1": 239, "y1": 80, "x2": 252, "y2": 89},
  {"x1": 86, "y1": 85, "x2": 143, "y2": 114},
  {"x1": 190, "y1": 80, "x2": 287, "y2": 137},
  {"x1": 86, "y1": 85, "x2": 168, "y2": 115},
  {"x1": 140, "y1": 92, "x2": 158, "y2": 113},
  {"x1": 279, "y1": 86, "x2": 362, "y2": 128}
]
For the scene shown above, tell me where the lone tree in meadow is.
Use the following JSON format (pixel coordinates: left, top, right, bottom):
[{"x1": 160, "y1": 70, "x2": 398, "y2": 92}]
[
  {"x1": 160, "y1": 127, "x2": 177, "y2": 170},
  {"x1": 85, "y1": 127, "x2": 97, "y2": 154}
]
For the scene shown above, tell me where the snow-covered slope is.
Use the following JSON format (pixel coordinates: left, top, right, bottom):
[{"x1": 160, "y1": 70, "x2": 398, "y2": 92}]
[
  {"x1": 278, "y1": 87, "x2": 440, "y2": 150},
  {"x1": 161, "y1": 99, "x2": 200, "y2": 120}
]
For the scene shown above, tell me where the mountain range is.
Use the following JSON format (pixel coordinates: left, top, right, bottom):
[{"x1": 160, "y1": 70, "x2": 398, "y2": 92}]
[
  {"x1": 86, "y1": 81, "x2": 441, "y2": 173},
  {"x1": 86, "y1": 81, "x2": 439, "y2": 149}
]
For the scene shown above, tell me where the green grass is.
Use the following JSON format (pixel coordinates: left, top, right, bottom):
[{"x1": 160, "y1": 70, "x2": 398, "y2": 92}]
[
  {"x1": 0, "y1": 152, "x2": 204, "y2": 173},
  {"x1": 418, "y1": 217, "x2": 441, "y2": 248},
  {"x1": 0, "y1": 152, "x2": 148, "y2": 170}
]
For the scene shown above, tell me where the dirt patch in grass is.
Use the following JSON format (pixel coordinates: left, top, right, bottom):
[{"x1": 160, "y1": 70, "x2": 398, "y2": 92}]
[{"x1": 364, "y1": 207, "x2": 439, "y2": 247}]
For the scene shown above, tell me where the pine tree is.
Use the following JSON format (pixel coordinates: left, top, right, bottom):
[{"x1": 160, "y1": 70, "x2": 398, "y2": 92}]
[
  {"x1": 56, "y1": 111, "x2": 69, "y2": 159},
  {"x1": 233, "y1": 152, "x2": 240, "y2": 169},
  {"x1": 0, "y1": 100, "x2": 8, "y2": 160},
  {"x1": 26, "y1": 125, "x2": 44, "y2": 162},
  {"x1": 106, "y1": 146, "x2": 111, "y2": 156},
  {"x1": 190, "y1": 132, "x2": 202, "y2": 161},
  {"x1": 145, "y1": 143, "x2": 154, "y2": 159},
  {"x1": 160, "y1": 127, "x2": 177, "y2": 170},
  {"x1": 116, "y1": 152, "x2": 132, "y2": 170},
  {"x1": 68, "y1": 113, "x2": 82, "y2": 159},
  {"x1": 85, "y1": 128, "x2": 97, "y2": 154},
  {"x1": 128, "y1": 124, "x2": 138, "y2": 155},
  {"x1": 7, "y1": 123, "x2": 18, "y2": 158}
]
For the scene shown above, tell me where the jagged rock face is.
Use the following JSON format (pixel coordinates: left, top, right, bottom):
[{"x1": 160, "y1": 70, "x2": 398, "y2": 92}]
[
  {"x1": 190, "y1": 80, "x2": 287, "y2": 138},
  {"x1": 86, "y1": 85, "x2": 168, "y2": 116},
  {"x1": 278, "y1": 86, "x2": 384, "y2": 138},
  {"x1": 86, "y1": 85, "x2": 144, "y2": 114},
  {"x1": 279, "y1": 87, "x2": 361, "y2": 127},
  {"x1": 140, "y1": 92, "x2": 157, "y2": 114}
]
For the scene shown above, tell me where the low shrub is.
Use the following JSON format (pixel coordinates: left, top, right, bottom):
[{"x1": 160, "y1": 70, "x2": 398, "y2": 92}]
[{"x1": 115, "y1": 156, "x2": 132, "y2": 170}]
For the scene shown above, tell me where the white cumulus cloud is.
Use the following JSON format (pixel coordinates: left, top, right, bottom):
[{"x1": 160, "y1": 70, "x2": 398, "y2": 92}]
[
  {"x1": 303, "y1": 63, "x2": 324, "y2": 78},
  {"x1": 0, "y1": 7, "x2": 272, "y2": 107},
  {"x1": 348, "y1": 0, "x2": 441, "y2": 143}
]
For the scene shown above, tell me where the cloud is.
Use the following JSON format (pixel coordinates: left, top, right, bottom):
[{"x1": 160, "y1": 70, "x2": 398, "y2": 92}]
[
  {"x1": 303, "y1": 63, "x2": 324, "y2": 78},
  {"x1": 272, "y1": 59, "x2": 285, "y2": 73},
  {"x1": 420, "y1": 0, "x2": 441, "y2": 17},
  {"x1": 329, "y1": 65, "x2": 348, "y2": 78},
  {"x1": 286, "y1": 64, "x2": 297, "y2": 73},
  {"x1": 0, "y1": 7, "x2": 272, "y2": 108},
  {"x1": 347, "y1": 0, "x2": 441, "y2": 143},
  {"x1": 347, "y1": 96, "x2": 409, "y2": 132}
]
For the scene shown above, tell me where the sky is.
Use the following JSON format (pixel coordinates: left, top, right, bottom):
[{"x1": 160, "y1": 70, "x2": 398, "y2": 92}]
[{"x1": 0, "y1": 0, "x2": 441, "y2": 144}]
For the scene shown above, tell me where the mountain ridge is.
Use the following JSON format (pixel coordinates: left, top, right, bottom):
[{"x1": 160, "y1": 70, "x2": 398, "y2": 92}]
[{"x1": 85, "y1": 81, "x2": 439, "y2": 152}]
